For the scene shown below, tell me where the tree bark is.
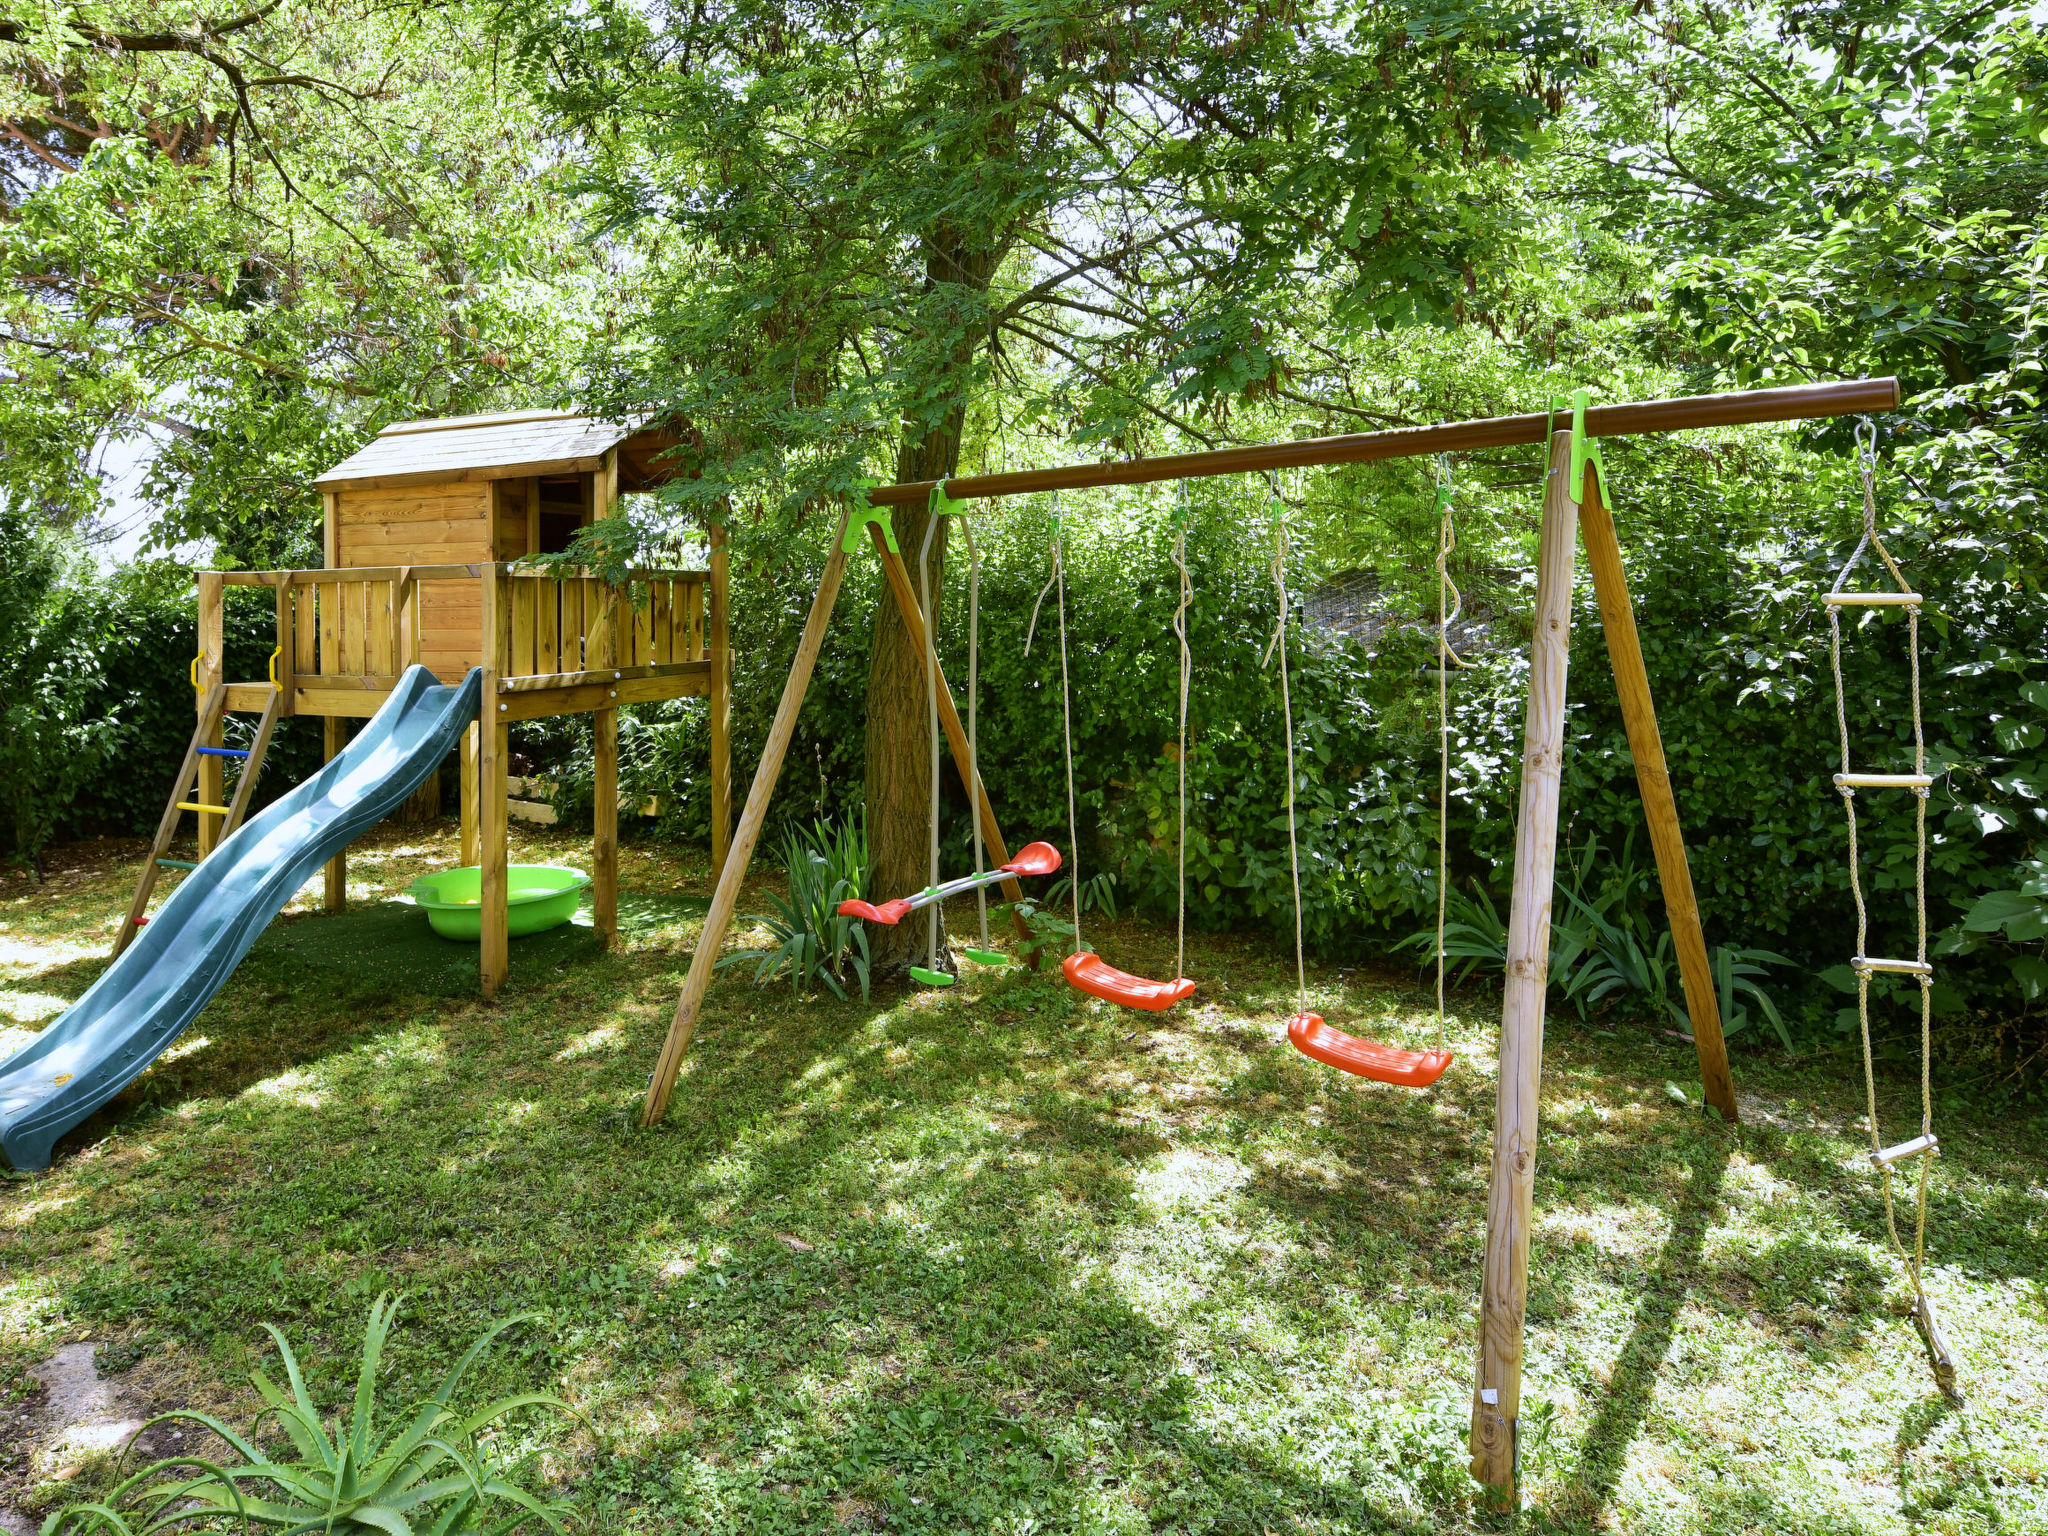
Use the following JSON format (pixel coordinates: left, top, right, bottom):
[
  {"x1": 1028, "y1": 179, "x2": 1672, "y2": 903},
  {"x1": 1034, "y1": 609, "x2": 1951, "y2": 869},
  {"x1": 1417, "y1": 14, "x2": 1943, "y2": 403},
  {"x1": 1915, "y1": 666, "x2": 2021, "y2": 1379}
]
[{"x1": 865, "y1": 410, "x2": 962, "y2": 973}]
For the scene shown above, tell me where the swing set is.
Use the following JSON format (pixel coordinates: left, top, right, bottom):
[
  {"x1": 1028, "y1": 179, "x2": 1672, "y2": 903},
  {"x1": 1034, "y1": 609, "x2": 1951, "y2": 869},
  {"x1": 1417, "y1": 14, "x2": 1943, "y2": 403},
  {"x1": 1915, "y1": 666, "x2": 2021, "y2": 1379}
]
[{"x1": 639, "y1": 373, "x2": 1951, "y2": 1500}]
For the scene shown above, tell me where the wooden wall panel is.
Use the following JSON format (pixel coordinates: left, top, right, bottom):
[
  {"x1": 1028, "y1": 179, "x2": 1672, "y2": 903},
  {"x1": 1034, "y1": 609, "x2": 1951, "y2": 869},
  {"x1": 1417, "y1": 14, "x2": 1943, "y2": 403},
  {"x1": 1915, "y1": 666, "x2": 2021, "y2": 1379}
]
[{"x1": 334, "y1": 481, "x2": 491, "y2": 680}]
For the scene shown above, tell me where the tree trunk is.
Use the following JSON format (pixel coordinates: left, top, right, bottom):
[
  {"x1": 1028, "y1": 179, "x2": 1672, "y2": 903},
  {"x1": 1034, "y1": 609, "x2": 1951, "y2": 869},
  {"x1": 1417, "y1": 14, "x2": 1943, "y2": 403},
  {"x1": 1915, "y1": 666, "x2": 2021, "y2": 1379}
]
[{"x1": 864, "y1": 411, "x2": 961, "y2": 973}]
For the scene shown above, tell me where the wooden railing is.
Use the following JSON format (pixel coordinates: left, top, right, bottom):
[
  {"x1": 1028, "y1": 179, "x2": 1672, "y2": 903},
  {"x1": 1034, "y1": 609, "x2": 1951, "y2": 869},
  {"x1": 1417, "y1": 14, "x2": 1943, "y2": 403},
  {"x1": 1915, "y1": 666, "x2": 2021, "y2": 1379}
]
[{"x1": 208, "y1": 564, "x2": 709, "y2": 690}]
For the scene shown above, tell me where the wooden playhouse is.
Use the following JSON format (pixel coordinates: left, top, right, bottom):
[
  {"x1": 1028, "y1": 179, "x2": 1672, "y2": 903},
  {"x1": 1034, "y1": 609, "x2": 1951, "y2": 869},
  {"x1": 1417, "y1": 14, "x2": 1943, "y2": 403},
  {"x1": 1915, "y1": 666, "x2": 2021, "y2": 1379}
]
[{"x1": 130, "y1": 409, "x2": 731, "y2": 997}]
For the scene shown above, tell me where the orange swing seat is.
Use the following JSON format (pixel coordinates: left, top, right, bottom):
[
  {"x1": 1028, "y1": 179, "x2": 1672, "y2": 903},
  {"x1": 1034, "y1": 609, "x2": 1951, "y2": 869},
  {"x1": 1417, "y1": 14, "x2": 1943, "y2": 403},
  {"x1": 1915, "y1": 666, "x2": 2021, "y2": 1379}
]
[
  {"x1": 1287, "y1": 1013, "x2": 1452, "y2": 1088},
  {"x1": 1063, "y1": 951, "x2": 1196, "y2": 1012}
]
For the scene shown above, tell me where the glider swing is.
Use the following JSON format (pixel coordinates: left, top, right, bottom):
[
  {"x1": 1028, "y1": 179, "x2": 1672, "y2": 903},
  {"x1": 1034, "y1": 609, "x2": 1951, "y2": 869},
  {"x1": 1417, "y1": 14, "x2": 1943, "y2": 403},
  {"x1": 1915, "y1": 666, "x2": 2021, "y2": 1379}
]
[{"x1": 836, "y1": 488, "x2": 1064, "y2": 984}]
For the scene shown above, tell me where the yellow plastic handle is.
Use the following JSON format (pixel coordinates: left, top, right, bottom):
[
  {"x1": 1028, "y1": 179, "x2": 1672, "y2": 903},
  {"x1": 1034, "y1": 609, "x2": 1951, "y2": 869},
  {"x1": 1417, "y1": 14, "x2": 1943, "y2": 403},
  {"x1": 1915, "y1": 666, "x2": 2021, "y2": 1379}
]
[
  {"x1": 267, "y1": 646, "x2": 282, "y2": 690},
  {"x1": 190, "y1": 656, "x2": 199, "y2": 687}
]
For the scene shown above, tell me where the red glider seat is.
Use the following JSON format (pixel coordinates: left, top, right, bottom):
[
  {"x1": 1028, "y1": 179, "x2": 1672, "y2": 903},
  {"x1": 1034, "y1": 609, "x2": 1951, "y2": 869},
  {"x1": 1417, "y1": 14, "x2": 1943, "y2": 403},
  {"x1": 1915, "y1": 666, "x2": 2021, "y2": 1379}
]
[
  {"x1": 1287, "y1": 1013, "x2": 1452, "y2": 1088},
  {"x1": 1062, "y1": 951, "x2": 1195, "y2": 1012},
  {"x1": 835, "y1": 896, "x2": 914, "y2": 925}
]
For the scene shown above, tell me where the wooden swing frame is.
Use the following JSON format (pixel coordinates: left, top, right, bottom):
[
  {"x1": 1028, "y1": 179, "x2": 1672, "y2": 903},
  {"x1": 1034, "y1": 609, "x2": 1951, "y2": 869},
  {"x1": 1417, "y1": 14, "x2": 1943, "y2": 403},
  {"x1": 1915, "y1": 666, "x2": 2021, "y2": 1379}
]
[{"x1": 638, "y1": 374, "x2": 1901, "y2": 1501}]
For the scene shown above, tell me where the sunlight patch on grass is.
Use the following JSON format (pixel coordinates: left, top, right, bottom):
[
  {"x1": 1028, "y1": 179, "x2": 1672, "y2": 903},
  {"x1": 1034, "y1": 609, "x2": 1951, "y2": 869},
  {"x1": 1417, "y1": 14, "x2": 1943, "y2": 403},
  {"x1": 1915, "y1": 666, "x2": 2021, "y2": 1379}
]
[
  {"x1": 555, "y1": 1023, "x2": 624, "y2": 1061},
  {"x1": 0, "y1": 988, "x2": 70, "y2": 1025},
  {"x1": 246, "y1": 1067, "x2": 328, "y2": 1109}
]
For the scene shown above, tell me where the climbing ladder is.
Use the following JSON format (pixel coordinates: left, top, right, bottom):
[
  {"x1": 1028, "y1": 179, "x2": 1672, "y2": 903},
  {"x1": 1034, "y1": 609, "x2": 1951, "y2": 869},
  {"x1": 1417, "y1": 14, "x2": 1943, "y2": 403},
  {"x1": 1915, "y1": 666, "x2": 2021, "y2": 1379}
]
[
  {"x1": 111, "y1": 665, "x2": 286, "y2": 960},
  {"x1": 1826, "y1": 423, "x2": 1957, "y2": 1396}
]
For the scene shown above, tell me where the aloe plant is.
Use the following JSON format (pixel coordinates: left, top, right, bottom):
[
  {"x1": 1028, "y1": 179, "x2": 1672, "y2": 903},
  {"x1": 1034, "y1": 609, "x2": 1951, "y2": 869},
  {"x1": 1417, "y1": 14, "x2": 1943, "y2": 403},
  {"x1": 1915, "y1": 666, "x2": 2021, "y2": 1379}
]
[
  {"x1": 44, "y1": 1293, "x2": 568, "y2": 1534},
  {"x1": 720, "y1": 812, "x2": 872, "y2": 1000}
]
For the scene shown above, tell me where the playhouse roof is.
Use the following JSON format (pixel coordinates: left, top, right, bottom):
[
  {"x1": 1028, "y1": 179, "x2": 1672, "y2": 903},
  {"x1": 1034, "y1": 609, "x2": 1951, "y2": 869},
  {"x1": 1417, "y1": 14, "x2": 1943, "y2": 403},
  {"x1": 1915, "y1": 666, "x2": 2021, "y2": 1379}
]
[{"x1": 312, "y1": 409, "x2": 685, "y2": 493}]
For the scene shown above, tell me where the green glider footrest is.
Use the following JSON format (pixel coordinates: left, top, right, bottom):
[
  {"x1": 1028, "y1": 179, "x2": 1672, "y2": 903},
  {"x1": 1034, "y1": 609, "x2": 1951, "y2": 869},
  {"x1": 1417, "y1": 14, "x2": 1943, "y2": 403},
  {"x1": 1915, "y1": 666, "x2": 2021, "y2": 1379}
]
[
  {"x1": 963, "y1": 948, "x2": 1009, "y2": 966},
  {"x1": 908, "y1": 966, "x2": 956, "y2": 988}
]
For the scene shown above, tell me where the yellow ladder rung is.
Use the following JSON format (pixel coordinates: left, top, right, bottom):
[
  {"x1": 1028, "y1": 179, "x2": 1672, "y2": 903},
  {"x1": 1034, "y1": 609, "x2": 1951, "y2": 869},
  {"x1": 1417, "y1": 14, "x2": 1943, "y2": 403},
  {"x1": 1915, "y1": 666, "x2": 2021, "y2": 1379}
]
[
  {"x1": 1824, "y1": 591, "x2": 1921, "y2": 607},
  {"x1": 1835, "y1": 773, "x2": 1933, "y2": 790},
  {"x1": 1854, "y1": 955, "x2": 1933, "y2": 976},
  {"x1": 1871, "y1": 1133, "x2": 1937, "y2": 1167},
  {"x1": 176, "y1": 801, "x2": 233, "y2": 815}
]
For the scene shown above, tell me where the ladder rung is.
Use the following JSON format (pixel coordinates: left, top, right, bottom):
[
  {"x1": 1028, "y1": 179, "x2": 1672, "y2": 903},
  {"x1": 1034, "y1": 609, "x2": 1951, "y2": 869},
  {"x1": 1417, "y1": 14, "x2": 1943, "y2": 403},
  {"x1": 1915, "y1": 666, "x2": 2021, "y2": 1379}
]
[
  {"x1": 196, "y1": 746, "x2": 250, "y2": 759},
  {"x1": 176, "y1": 801, "x2": 232, "y2": 815},
  {"x1": 1824, "y1": 591, "x2": 1921, "y2": 607},
  {"x1": 1854, "y1": 955, "x2": 1933, "y2": 976},
  {"x1": 155, "y1": 858, "x2": 200, "y2": 871},
  {"x1": 1871, "y1": 1133, "x2": 1937, "y2": 1167},
  {"x1": 1835, "y1": 773, "x2": 1933, "y2": 790}
]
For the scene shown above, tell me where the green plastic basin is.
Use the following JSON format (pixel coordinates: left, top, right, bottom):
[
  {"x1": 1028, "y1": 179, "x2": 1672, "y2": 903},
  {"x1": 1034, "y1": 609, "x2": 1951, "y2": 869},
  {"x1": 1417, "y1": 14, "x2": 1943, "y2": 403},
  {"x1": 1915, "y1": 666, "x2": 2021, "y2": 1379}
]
[{"x1": 406, "y1": 865, "x2": 591, "y2": 942}]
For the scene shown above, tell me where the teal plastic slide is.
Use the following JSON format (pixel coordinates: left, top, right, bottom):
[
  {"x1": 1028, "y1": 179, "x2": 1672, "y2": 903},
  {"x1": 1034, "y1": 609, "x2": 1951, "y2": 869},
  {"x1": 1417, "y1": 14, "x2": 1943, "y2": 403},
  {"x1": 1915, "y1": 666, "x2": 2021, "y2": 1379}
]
[{"x1": 0, "y1": 665, "x2": 481, "y2": 1172}]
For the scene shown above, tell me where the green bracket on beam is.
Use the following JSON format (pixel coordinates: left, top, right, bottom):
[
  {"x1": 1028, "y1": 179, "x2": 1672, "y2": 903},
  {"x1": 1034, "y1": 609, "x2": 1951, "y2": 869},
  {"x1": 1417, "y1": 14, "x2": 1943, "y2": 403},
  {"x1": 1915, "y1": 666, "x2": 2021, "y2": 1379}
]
[
  {"x1": 839, "y1": 477, "x2": 898, "y2": 556},
  {"x1": 1547, "y1": 388, "x2": 1608, "y2": 507}
]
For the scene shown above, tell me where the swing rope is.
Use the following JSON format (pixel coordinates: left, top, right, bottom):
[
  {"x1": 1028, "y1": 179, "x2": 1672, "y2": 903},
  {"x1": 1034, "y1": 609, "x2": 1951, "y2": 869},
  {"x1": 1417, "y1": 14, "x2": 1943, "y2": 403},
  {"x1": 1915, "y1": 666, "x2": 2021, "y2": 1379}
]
[
  {"x1": 1025, "y1": 496, "x2": 1082, "y2": 953},
  {"x1": 1173, "y1": 485, "x2": 1194, "y2": 983},
  {"x1": 919, "y1": 501, "x2": 945, "y2": 973},
  {"x1": 965, "y1": 516, "x2": 989, "y2": 953},
  {"x1": 1434, "y1": 455, "x2": 1462, "y2": 1054},
  {"x1": 1263, "y1": 485, "x2": 1308, "y2": 1016},
  {"x1": 1826, "y1": 417, "x2": 1956, "y2": 1396}
]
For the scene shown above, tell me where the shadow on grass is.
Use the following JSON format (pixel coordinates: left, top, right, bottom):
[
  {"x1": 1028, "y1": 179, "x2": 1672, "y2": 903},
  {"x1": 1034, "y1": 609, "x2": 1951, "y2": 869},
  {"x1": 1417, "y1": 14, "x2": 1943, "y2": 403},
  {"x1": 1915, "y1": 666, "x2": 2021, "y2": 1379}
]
[{"x1": 1556, "y1": 1133, "x2": 1730, "y2": 1524}]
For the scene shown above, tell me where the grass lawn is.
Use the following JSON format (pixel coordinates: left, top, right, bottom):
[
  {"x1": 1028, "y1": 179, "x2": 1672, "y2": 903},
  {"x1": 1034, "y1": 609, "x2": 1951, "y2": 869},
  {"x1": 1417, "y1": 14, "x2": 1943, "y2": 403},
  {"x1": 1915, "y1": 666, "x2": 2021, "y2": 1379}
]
[{"x1": 2, "y1": 821, "x2": 2045, "y2": 1533}]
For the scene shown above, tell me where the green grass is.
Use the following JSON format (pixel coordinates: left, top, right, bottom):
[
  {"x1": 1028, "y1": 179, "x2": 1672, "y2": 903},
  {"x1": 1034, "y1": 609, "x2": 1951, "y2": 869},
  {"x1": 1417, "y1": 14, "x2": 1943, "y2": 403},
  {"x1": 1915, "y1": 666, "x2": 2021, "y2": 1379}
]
[{"x1": 3, "y1": 822, "x2": 2045, "y2": 1533}]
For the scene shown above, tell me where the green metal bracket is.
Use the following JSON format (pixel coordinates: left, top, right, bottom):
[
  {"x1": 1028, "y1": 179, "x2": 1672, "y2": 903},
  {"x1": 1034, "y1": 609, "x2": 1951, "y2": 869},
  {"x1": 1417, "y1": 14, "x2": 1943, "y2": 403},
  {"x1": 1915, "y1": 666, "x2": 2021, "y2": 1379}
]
[
  {"x1": 1547, "y1": 389, "x2": 1607, "y2": 507},
  {"x1": 840, "y1": 477, "x2": 898, "y2": 556}
]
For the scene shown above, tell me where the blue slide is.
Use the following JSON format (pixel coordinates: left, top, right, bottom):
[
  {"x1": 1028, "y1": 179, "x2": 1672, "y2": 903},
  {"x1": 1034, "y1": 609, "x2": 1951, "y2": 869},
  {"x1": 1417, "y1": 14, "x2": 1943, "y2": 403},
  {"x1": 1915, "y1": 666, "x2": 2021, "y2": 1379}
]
[{"x1": 0, "y1": 666, "x2": 481, "y2": 1172}]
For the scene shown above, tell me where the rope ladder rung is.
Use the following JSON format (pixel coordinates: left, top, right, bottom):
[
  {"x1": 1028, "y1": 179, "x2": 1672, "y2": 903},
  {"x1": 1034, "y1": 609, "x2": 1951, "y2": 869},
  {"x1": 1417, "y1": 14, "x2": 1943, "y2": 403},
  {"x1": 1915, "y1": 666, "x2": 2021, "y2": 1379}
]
[
  {"x1": 1853, "y1": 955, "x2": 1934, "y2": 977},
  {"x1": 1824, "y1": 591, "x2": 1922, "y2": 607},
  {"x1": 1834, "y1": 772, "x2": 1933, "y2": 790}
]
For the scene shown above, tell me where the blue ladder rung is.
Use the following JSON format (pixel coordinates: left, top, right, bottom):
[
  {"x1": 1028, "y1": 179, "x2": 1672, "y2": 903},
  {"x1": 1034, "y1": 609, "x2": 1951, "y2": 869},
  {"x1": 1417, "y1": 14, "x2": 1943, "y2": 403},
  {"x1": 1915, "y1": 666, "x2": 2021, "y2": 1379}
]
[
  {"x1": 196, "y1": 746, "x2": 250, "y2": 758},
  {"x1": 155, "y1": 858, "x2": 200, "y2": 870}
]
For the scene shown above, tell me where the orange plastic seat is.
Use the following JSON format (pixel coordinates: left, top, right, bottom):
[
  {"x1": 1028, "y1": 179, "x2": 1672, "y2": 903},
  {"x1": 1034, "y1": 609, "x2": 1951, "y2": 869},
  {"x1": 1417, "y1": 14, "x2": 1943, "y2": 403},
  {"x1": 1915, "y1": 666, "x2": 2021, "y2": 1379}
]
[
  {"x1": 1062, "y1": 951, "x2": 1195, "y2": 1011},
  {"x1": 1287, "y1": 1013, "x2": 1452, "y2": 1088}
]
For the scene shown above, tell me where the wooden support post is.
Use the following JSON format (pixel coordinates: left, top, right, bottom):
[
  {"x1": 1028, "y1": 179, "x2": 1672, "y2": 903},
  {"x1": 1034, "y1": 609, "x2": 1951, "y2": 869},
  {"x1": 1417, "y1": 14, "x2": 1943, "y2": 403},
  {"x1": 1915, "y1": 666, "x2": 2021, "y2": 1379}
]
[
  {"x1": 594, "y1": 705, "x2": 619, "y2": 948},
  {"x1": 196, "y1": 572, "x2": 225, "y2": 856},
  {"x1": 322, "y1": 716, "x2": 348, "y2": 912},
  {"x1": 642, "y1": 515, "x2": 853, "y2": 1127},
  {"x1": 460, "y1": 723, "x2": 480, "y2": 868},
  {"x1": 869, "y1": 530, "x2": 1037, "y2": 954},
  {"x1": 1471, "y1": 430, "x2": 1579, "y2": 1499},
  {"x1": 1578, "y1": 471, "x2": 1739, "y2": 1123},
  {"x1": 272, "y1": 574, "x2": 296, "y2": 707},
  {"x1": 480, "y1": 562, "x2": 510, "y2": 998},
  {"x1": 708, "y1": 518, "x2": 732, "y2": 880}
]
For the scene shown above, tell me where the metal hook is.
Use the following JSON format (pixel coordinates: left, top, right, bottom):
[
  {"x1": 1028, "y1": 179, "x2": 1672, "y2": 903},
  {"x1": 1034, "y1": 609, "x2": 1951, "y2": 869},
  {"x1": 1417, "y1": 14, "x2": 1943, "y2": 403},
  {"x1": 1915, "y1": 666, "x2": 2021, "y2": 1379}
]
[{"x1": 1855, "y1": 417, "x2": 1880, "y2": 473}]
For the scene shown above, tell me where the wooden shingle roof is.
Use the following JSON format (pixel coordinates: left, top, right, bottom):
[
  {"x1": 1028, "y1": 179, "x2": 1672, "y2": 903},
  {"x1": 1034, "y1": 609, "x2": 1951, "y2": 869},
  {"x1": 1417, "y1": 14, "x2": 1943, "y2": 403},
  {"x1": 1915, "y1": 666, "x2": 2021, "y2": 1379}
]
[{"x1": 313, "y1": 410, "x2": 684, "y2": 492}]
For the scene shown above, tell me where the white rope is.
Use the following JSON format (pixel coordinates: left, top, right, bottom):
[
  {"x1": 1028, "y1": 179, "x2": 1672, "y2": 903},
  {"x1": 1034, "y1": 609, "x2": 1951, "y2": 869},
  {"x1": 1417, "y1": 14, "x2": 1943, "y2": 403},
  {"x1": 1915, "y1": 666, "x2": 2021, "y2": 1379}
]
[
  {"x1": 1827, "y1": 418, "x2": 1951, "y2": 1394},
  {"x1": 965, "y1": 517, "x2": 988, "y2": 951},
  {"x1": 1025, "y1": 497, "x2": 1080, "y2": 952},
  {"x1": 1265, "y1": 488, "x2": 1306, "y2": 1014},
  {"x1": 1173, "y1": 487, "x2": 1193, "y2": 983},
  {"x1": 919, "y1": 503, "x2": 944, "y2": 971},
  {"x1": 1434, "y1": 457, "x2": 1462, "y2": 1052}
]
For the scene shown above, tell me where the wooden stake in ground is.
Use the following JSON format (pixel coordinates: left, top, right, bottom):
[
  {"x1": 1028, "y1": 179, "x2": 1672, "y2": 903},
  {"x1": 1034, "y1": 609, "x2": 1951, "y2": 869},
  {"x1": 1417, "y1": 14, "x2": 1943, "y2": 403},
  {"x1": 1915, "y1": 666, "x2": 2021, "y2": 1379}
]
[
  {"x1": 642, "y1": 512, "x2": 854, "y2": 1126},
  {"x1": 1470, "y1": 429, "x2": 1578, "y2": 1497},
  {"x1": 1578, "y1": 468, "x2": 1738, "y2": 1121}
]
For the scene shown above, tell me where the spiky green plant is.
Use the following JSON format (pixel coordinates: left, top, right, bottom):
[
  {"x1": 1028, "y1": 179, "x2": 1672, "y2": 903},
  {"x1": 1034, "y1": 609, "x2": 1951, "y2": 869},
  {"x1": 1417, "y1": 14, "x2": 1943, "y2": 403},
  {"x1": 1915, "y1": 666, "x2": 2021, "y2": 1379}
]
[
  {"x1": 721, "y1": 812, "x2": 872, "y2": 1000},
  {"x1": 43, "y1": 1293, "x2": 568, "y2": 1534}
]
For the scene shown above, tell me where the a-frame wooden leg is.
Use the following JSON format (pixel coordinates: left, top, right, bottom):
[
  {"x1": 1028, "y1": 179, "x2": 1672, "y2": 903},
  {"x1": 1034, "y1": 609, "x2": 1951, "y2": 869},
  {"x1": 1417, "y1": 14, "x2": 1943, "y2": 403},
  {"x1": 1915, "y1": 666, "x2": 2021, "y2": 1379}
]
[
  {"x1": 1577, "y1": 470, "x2": 1739, "y2": 1124},
  {"x1": 322, "y1": 717, "x2": 348, "y2": 913},
  {"x1": 1471, "y1": 430, "x2": 1579, "y2": 1499},
  {"x1": 112, "y1": 683, "x2": 227, "y2": 960},
  {"x1": 642, "y1": 513, "x2": 854, "y2": 1127},
  {"x1": 869, "y1": 532, "x2": 1037, "y2": 956}
]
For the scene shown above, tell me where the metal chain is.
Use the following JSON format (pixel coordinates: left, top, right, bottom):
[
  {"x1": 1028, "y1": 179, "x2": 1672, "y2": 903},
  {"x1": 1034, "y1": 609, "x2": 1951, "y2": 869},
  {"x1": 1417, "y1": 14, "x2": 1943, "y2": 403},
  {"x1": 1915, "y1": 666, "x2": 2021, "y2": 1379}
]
[{"x1": 1828, "y1": 418, "x2": 1948, "y2": 1391}]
